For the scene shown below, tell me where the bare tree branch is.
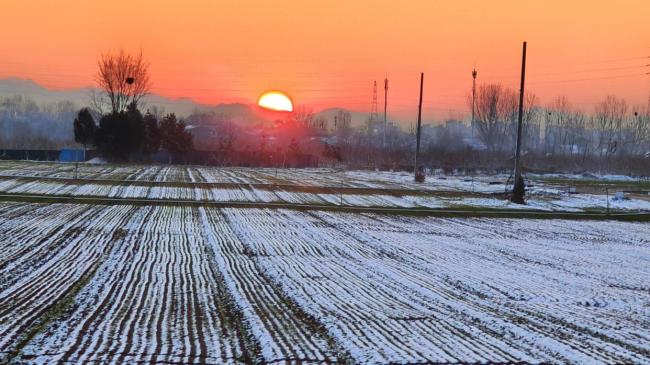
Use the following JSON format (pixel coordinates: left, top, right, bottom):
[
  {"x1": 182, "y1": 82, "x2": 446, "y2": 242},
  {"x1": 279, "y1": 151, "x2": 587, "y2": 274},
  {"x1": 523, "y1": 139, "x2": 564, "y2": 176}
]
[{"x1": 96, "y1": 50, "x2": 151, "y2": 114}]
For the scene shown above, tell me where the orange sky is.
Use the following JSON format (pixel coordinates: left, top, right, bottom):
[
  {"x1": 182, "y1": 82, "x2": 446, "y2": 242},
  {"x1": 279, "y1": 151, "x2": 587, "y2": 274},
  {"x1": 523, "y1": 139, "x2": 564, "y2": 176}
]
[{"x1": 1, "y1": 0, "x2": 648, "y2": 121}]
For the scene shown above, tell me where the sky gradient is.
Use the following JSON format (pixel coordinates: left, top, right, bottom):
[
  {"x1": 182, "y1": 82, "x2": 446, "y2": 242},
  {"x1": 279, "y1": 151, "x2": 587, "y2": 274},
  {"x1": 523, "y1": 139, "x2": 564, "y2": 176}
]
[{"x1": 1, "y1": 0, "x2": 648, "y2": 121}]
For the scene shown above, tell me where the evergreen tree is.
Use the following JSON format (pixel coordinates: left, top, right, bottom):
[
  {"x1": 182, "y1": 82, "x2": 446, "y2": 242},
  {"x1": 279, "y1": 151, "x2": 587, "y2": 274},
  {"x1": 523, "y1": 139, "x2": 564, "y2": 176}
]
[
  {"x1": 141, "y1": 111, "x2": 161, "y2": 156},
  {"x1": 94, "y1": 102, "x2": 145, "y2": 161},
  {"x1": 160, "y1": 113, "x2": 193, "y2": 163},
  {"x1": 73, "y1": 108, "x2": 96, "y2": 149}
]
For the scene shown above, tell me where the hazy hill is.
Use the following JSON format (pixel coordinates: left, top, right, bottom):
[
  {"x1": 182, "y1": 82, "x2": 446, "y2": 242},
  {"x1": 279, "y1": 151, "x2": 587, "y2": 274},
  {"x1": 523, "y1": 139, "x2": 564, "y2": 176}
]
[
  {"x1": 0, "y1": 78, "x2": 370, "y2": 126},
  {"x1": 0, "y1": 78, "x2": 206, "y2": 116}
]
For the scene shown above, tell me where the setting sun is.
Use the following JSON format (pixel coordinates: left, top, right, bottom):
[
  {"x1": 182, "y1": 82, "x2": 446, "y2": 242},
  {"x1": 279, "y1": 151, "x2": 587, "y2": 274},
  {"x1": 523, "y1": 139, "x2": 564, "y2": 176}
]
[
  {"x1": 258, "y1": 91, "x2": 293, "y2": 112},
  {"x1": 1, "y1": 2, "x2": 649, "y2": 363}
]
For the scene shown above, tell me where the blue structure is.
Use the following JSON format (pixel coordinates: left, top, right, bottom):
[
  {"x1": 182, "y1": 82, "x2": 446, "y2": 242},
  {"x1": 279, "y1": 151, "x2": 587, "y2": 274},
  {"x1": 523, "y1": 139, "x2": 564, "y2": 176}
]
[{"x1": 58, "y1": 149, "x2": 86, "y2": 162}]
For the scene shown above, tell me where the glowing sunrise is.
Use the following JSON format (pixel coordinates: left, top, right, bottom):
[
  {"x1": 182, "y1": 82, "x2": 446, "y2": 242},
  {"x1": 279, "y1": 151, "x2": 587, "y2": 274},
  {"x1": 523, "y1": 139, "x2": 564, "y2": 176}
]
[
  {"x1": 1, "y1": 0, "x2": 648, "y2": 121},
  {"x1": 258, "y1": 91, "x2": 293, "y2": 112},
  {"x1": 0, "y1": 3, "x2": 649, "y2": 364}
]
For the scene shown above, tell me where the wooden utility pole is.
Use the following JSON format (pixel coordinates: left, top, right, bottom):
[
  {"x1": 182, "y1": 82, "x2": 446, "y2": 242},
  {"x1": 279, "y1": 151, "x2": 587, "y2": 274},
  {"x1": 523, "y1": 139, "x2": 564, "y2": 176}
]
[
  {"x1": 414, "y1": 72, "x2": 424, "y2": 182},
  {"x1": 471, "y1": 68, "x2": 477, "y2": 139},
  {"x1": 511, "y1": 41, "x2": 527, "y2": 203}
]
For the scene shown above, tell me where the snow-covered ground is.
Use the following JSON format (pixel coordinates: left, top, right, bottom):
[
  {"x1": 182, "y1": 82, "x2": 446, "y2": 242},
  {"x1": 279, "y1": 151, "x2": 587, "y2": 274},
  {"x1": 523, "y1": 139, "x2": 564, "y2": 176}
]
[
  {"x1": 0, "y1": 202, "x2": 648, "y2": 364},
  {"x1": 0, "y1": 161, "x2": 648, "y2": 212}
]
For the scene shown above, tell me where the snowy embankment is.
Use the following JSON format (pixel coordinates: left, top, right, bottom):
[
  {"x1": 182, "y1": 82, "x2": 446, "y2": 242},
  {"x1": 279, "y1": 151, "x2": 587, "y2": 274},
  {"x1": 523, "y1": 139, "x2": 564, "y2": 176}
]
[{"x1": 0, "y1": 202, "x2": 648, "y2": 364}]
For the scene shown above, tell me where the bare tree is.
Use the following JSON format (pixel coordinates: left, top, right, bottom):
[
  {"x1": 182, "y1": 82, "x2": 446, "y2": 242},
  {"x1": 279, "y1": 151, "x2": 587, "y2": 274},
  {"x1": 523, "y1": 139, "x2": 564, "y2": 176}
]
[
  {"x1": 310, "y1": 116, "x2": 328, "y2": 130},
  {"x1": 292, "y1": 106, "x2": 314, "y2": 127},
  {"x1": 545, "y1": 96, "x2": 572, "y2": 155},
  {"x1": 542, "y1": 97, "x2": 590, "y2": 157},
  {"x1": 593, "y1": 95, "x2": 627, "y2": 158},
  {"x1": 470, "y1": 84, "x2": 515, "y2": 152},
  {"x1": 521, "y1": 92, "x2": 539, "y2": 152},
  {"x1": 567, "y1": 110, "x2": 587, "y2": 157},
  {"x1": 334, "y1": 110, "x2": 352, "y2": 131},
  {"x1": 627, "y1": 104, "x2": 650, "y2": 155},
  {"x1": 97, "y1": 50, "x2": 151, "y2": 114},
  {"x1": 470, "y1": 84, "x2": 501, "y2": 152},
  {"x1": 89, "y1": 88, "x2": 109, "y2": 115}
]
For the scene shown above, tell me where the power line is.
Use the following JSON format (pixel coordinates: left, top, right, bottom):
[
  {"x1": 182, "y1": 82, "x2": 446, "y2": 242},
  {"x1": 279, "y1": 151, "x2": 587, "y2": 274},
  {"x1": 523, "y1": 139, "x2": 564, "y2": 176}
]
[
  {"x1": 528, "y1": 73, "x2": 645, "y2": 85},
  {"x1": 530, "y1": 64, "x2": 647, "y2": 77},
  {"x1": 459, "y1": 57, "x2": 648, "y2": 79}
]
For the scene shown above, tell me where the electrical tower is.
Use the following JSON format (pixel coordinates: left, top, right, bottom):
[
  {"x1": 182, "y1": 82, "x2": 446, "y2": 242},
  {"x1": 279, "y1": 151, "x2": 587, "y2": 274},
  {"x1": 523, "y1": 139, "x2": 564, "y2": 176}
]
[{"x1": 370, "y1": 80, "x2": 379, "y2": 123}]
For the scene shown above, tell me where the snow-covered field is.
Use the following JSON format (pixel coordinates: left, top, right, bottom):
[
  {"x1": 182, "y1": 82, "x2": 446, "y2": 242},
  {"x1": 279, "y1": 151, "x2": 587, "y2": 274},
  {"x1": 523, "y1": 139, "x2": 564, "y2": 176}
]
[
  {"x1": 0, "y1": 201, "x2": 649, "y2": 364},
  {"x1": 0, "y1": 161, "x2": 648, "y2": 212},
  {"x1": 1, "y1": 161, "x2": 646, "y2": 189}
]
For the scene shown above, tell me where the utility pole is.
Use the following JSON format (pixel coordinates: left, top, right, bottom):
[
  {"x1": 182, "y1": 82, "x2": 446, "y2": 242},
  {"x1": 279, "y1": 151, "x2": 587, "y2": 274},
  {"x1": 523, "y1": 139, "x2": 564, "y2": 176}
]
[
  {"x1": 383, "y1": 77, "x2": 388, "y2": 148},
  {"x1": 414, "y1": 72, "x2": 424, "y2": 182},
  {"x1": 511, "y1": 41, "x2": 527, "y2": 204},
  {"x1": 471, "y1": 68, "x2": 477, "y2": 140}
]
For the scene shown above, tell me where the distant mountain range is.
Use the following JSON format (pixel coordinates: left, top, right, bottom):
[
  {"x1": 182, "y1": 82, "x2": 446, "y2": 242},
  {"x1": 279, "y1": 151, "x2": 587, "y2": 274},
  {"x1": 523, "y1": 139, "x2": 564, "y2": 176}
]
[
  {"x1": 0, "y1": 77, "x2": 225, "y2": 117},
  {"x1": 0, "y1": 78, "x2": 371, "y2": 127}
]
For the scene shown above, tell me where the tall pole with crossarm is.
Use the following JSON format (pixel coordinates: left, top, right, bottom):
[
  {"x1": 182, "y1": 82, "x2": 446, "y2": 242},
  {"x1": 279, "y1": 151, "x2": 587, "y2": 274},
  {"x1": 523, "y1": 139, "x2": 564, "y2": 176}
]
[
  {"x1": 471, "y1": 68, "x2": 477, "y2": 140},
  {"x1": 511, "y1": 41, "x2": 527, "y2": 204},
  {"x1": 383, "y1": 77, "x2": 388, "y2": 148},
  {"x1": 414, "y1": 72, "x2": 424, "y2": 182}
]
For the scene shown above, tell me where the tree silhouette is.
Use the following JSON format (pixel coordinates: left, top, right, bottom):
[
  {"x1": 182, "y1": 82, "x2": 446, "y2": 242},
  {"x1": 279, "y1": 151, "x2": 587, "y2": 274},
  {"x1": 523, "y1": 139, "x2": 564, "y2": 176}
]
[
  {"x1": 94, "y1": 103, "x2": 145, "y2": 161},
  {"x1": 73, "y1": 108, "x2": 96, "y2": 150},
  {"x1": 140, "y1": 111, "x2": 161, "y2": 156},
  {"x1": 97, "y1": 50, "x2": 151, "y2": 114},
  {"x1": 160, "y1": 113, "x2": 193, "y2": 163}
]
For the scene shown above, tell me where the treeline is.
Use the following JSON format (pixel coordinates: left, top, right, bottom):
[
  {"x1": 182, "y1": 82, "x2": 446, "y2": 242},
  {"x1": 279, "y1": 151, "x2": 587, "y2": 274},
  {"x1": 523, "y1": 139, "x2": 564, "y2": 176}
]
[
  {"x1": 305, "y1": 88, "x2": 650, "y2": 175},
  {"x1": 74, "y1": 105, "x2": 192, "y2": 162},
  {"x1": 184, "y1": 88, "x2": 649, "y2": 175},
  {"x1": 74, "y1": 50, "x2": 192, "y2": 162},
  {"x1": 468, "y1": 86, "x2": 649, "y2": 162},
  {"x1": 0, "y1": 95, "x2": 76, "y2": 149}
]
